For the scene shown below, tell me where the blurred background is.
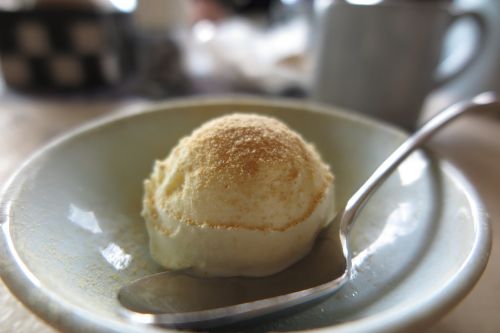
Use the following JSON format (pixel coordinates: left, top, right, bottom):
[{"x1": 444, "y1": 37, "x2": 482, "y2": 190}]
[
  {"x1": 1, "y1": 0, "x2": 499, "y2": 123},
  {"x1": 1, "y1": 0, "x2": 500, "y2": 332},
  {"x1": 1, "y1": 0, "x2": 499, "y2": 108},
  {"x1": 0, "y1": 0, "x2": 317, "y2": 98}
]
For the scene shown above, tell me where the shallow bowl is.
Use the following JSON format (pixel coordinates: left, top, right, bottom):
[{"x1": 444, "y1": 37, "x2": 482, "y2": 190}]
[{"x1": 0, "y1": 97, "x2": 491, "y2": 332}]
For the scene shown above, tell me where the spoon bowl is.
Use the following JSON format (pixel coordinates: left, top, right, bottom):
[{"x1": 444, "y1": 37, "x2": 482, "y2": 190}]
[
  {"x1": 118, "y1": 213, "x2": 347, "y2": 327},
  {"x1": 117, "y1": 92, "x2": 499, "y2": 329}
]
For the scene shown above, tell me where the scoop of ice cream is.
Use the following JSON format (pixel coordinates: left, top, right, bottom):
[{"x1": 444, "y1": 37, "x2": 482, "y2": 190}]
[{"x1": 142, "y1": 113, "x2": 335, "y2": 277}]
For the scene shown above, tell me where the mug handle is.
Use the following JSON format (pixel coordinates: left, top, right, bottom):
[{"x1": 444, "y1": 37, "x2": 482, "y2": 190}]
[{"x1": 433, "y1": 10, "x2": 488, "y2": 88}]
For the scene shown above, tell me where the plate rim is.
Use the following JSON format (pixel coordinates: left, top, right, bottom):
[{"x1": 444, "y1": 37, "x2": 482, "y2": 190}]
[{"x1": 0, "y1": 95, "x2": 492, "y2": 333}]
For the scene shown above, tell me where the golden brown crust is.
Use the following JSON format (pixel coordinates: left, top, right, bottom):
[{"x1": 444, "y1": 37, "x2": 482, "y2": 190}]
[{"x1": 187, "y1": 114, "x2": 310, "y2": 185}]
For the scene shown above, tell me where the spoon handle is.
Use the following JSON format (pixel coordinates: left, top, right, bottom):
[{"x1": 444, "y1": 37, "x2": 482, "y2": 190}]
[{"x1": 340, "y1": 92, "x2": 499, "y2": 238}]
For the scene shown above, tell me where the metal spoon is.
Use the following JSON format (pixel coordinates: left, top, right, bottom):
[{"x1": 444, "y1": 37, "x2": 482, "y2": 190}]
[{"x1": 118, "y1": 92, "x2": 499, "y2": 329}]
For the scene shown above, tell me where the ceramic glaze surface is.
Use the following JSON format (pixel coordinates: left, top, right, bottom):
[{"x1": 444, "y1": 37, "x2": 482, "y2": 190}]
[{"x1": 0, "y1": 98, "x2": 490, "y2": 333}]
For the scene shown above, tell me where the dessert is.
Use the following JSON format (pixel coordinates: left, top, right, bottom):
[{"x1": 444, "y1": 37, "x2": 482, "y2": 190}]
[{"x1": 142, "y1": 113, "x2": 335, "y2": 277}]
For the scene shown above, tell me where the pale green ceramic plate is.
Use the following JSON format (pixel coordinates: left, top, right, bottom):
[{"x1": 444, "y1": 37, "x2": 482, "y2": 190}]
[{"x1": 0, "y1": 97, "x2": 491, "y2": 333}]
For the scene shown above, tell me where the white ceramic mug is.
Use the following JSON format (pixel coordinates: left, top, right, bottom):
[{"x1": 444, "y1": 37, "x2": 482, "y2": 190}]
[{"x1": 311, "y1": 0, "x2": 487, "y2": 129}]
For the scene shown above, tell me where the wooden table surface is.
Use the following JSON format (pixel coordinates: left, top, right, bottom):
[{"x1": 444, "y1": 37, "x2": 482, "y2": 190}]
[{"x1": 1, "y1": 93, "x2": 499, "y2": 333}]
